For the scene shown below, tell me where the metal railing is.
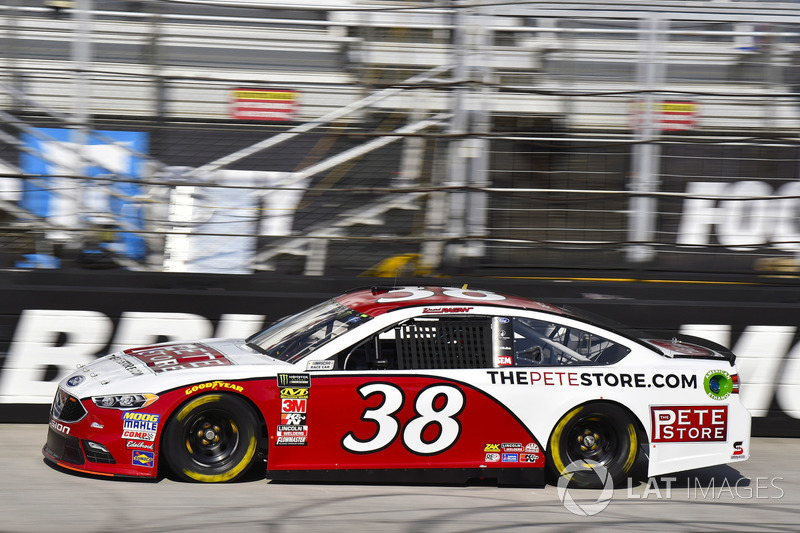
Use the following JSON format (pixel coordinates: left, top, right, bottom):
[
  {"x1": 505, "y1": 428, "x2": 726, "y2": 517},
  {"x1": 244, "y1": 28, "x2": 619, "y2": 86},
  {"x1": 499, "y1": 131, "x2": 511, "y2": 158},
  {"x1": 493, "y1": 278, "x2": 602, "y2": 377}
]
[{"x1": 1, "y1": 0, "x2": 800, "y2": 277}]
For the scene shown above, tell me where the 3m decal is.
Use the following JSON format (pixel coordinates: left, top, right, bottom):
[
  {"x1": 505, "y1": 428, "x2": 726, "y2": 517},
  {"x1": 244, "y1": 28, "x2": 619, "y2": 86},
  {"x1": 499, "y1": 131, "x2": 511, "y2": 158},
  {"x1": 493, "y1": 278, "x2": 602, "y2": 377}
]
[
  {"x1": 280, "y1": 388, "x2": 310, "y2": 399},
  {"x1": 651, "y1": 406, "x2": 728, "y2": 442},
  {"x1": 341, "y1": 383, "x2": 465, "y2": 456},
  {"x1": 281, "y1": 399, "x2": 307, "y2": 413},
  {"x1": 486, "y1": 370, "x2": 697, "y2": 389},
  {"x1": 278, "y1": 374, "x2": 310, "y2": 388},
  {"x1": 184, "y1": 381, "x2": 243, "y2": 395},
  {"x1": 132, "y1": 450, "x2": 154, "y2": 468}
]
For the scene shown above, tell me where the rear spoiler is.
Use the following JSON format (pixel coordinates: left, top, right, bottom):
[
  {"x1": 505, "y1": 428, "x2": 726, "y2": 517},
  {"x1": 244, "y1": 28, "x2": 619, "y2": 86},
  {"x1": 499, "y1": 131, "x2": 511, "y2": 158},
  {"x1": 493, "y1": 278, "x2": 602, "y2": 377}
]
[{"x1": 672, "y1": 334, "x2": 736, "y2": 366}]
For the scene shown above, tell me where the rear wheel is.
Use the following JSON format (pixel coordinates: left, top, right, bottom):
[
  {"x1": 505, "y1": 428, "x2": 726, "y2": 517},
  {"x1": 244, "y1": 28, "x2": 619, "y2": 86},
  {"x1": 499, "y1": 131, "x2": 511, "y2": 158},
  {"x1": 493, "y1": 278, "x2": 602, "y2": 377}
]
[
  {"x1": 162, "y1": 393, "x2": 259, "y2": 483},
  {"x1": 546, "y1": 403, "x2": 639, "y2": 488}
]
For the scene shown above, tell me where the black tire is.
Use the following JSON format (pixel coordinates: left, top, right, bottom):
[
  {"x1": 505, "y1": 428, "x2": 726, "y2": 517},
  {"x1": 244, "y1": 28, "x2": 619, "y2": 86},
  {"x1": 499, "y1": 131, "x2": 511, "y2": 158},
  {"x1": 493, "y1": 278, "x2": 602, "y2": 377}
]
[
  {"x1": 162, "y1": 393, "x2": 259, "y2": 483},
  {"x1": 546, "y1": 403, "x2": 639, "y2": 489}
]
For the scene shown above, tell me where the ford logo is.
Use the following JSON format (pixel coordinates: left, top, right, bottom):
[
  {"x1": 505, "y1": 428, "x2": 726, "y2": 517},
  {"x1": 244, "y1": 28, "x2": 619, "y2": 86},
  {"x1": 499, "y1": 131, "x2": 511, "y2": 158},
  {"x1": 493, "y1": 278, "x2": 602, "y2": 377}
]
[{"x1": 66, "y1": 375, "x2": 85, "y2": 387}]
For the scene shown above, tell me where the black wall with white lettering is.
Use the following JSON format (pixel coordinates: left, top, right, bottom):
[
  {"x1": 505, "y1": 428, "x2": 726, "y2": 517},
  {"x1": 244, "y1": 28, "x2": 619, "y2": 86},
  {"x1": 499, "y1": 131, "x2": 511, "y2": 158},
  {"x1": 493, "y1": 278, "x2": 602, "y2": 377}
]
[{"x1": 2, "y1": 270, "x2": 800, "y2": 437}]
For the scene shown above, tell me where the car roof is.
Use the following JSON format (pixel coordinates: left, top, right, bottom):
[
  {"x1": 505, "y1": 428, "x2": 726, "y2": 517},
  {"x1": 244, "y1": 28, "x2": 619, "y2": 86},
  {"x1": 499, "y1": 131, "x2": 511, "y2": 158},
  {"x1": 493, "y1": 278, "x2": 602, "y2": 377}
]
[{"x1": 334, "y1": 286, "x2": 565, "y2": 317}]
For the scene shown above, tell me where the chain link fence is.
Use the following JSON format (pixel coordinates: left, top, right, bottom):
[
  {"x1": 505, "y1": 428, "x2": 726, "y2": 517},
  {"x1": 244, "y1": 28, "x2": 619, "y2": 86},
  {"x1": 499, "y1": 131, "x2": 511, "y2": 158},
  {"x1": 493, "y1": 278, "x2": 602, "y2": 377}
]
[{"x1": 2, "y1": 0, "x2": 800, "y2": 277}]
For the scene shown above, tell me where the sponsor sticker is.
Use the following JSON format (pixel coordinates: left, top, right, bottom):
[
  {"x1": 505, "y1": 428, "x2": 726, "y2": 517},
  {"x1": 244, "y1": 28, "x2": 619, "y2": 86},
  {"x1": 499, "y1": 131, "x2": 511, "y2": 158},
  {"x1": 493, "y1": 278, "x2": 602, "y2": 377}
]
[
  {"x1": 126, "y1": 441, "x2": 154, "y2": 450},
  {"x1": 485, "y1": 453, "x2": 501, "y2": 462},
  {"x1": 280, "y1": 388, "x2": 310, "y2": 399},
  {"x1": 306, "y1": 360, "x2": 335, "y2": 371},
  {"x1": 525, "y1": 443, "x2": 540, "y2": 453},
  {"x1": 502, "y1": 443, "x2": 524, "y2": 452},
  {"x1": 132, "y1": 450, "x2": 154, "y2": 468},
  {"x1": 276, "y1": 425, "x2": 308, "y2": 437},
  {"x1": 281, "y1": 399, "x2": 307, "y2": 414},
  {"x1": 502, "y1": 453, "x2": 519, "y2": 463},
  {"x1": 275, "y1": 435, "x2": 307, "y2": 446},
  {"x1": 487, "y1": 370, "x2": 698, "y2": 389},
  {"x1": 277, "y1": 374, "x2": 310, "y2": 388},
  {"x1": 704, "y1": 370, "x2": 733, "y2": 401},
  {"x1": 280, "y1": 413, "x2": 306, "y2": 425},
  {"x1": 651, "y1": 405, "x2": 728, "y2": 442},
  {"x1": 497, "y1": 355, "x2": 513, "y2": 367},
  {"x1": 520, "y1": 453, "x2": 539, "y2": 463},
  {"x1": 732, "y1": 441, "x2": 745, "y2": 459},
  {"x1": 484, "y1": 443, "x2": 500, "y2": 452},
  {"x1": 184, "y1": 381, "x2": 243, "y2": 395},
  {"x1": 122, "y1": 412, "x2": 160, "y2": 442}
]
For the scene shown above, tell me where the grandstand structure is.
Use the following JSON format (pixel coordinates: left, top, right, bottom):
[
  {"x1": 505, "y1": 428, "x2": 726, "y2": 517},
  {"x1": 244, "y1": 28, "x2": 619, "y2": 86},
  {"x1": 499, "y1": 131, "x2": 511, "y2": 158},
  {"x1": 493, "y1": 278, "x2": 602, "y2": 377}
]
[{"x1": 1, "y1": 0, "x2": 799, "y2": 276}]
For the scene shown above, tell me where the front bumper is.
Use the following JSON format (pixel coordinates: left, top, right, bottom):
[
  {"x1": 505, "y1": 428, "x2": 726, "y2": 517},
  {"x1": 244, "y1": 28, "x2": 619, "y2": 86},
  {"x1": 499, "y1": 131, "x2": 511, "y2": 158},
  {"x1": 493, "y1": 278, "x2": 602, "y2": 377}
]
[{"x1": 43, "y1": 388, "x2": 160, "y2": 479}]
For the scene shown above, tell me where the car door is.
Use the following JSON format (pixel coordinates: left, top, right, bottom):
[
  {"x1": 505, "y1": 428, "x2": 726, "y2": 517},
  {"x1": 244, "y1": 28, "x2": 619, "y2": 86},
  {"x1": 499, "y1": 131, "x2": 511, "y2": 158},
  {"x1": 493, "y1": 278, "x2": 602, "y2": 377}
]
[{"x1": 265, "y1": 313, "x2": 546, "y2": 484}]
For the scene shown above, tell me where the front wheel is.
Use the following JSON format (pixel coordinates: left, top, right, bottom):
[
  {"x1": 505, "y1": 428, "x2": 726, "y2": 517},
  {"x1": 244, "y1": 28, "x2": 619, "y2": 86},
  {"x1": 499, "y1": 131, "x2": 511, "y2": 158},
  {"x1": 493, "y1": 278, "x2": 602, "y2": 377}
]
[
  {"x1": 162, "y1": 393, "x2": 259, "y2": 483},
  {"x1": 546, "y1": 403, "x2": 639, "y2": 489}
]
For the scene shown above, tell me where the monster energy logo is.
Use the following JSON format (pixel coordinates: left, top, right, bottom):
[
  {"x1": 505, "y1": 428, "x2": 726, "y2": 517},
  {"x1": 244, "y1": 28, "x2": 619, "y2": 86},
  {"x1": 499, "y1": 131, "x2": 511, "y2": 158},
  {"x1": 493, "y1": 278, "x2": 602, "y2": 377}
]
[{"x1": 277, "y1": 373, "x2": 310, "y2": 388}]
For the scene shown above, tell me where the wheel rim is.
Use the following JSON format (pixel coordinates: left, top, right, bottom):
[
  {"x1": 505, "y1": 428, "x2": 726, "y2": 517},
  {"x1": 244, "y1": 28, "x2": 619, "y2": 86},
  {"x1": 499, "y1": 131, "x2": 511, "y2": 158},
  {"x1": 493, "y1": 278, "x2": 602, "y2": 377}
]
[
  {"x1": 565, "y1": 415, "x2": 619, "y2": 468},
  {"x1": 184, "y1": 410, "x2": 240, "y2": 468}
]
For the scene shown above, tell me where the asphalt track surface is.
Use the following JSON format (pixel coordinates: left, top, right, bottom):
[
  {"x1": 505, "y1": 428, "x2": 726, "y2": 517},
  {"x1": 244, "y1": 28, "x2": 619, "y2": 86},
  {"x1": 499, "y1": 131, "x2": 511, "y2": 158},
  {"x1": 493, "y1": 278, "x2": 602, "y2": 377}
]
[{"x1": 3, "y1": 425, "x2": 799, "y2": 532}]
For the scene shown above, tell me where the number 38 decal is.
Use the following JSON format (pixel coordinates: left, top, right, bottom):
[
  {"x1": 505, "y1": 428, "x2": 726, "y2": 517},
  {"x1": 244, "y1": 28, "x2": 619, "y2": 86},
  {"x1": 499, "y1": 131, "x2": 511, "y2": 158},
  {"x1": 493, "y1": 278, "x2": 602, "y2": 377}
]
[{"x1": 341, "y1": 383, "x2": 466, "y2": 456}]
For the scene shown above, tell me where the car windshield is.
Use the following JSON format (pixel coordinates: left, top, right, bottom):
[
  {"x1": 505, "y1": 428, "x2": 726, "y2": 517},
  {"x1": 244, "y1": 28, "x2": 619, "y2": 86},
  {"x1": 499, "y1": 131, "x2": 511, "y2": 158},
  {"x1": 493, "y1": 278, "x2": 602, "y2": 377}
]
[{"x1": 246, "y1": 300, "x2": 372, "y2": 363}]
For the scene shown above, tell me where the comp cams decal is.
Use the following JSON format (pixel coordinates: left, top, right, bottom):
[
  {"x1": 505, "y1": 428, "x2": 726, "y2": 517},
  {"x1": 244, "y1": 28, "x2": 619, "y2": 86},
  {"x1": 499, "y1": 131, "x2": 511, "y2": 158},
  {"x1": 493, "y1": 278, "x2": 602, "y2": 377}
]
[{"x1": 486, "y1": 370, "x2": 697, "y2": 389}]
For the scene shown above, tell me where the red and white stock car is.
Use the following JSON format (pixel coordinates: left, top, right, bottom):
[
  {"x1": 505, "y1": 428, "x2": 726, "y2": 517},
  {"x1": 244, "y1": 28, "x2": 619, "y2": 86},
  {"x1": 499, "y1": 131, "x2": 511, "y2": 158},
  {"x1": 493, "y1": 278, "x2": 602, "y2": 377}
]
[{"x1": 44, "y1": 286, "x2": 751, "y2": 488}]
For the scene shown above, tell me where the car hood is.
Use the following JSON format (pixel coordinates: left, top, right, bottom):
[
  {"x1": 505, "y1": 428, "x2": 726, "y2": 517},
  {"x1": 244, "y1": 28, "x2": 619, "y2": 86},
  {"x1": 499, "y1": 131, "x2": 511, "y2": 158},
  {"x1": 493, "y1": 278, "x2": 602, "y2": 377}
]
[{"x1": 60, "y1": 339, "x2": 285, "y2": 395}]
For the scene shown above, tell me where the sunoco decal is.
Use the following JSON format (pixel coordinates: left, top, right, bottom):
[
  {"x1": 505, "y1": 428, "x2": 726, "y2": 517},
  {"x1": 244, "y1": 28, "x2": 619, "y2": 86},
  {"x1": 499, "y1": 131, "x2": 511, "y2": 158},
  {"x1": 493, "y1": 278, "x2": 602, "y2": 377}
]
[{"x1": 132, "y1": 450, "x2": 155, "y2": 468}]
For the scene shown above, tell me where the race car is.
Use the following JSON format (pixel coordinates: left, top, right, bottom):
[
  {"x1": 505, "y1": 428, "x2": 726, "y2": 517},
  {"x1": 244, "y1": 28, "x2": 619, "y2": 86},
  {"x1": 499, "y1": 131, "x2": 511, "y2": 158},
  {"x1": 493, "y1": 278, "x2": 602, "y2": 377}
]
[{"x1": 44, "y1": 285, "x2": 751, "y2": 488}]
